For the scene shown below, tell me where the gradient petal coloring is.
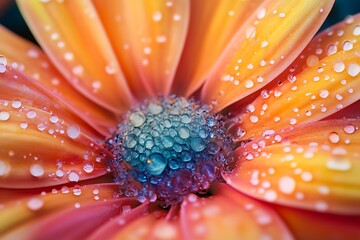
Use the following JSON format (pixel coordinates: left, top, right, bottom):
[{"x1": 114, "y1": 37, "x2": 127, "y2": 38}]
[
  {"x1": 225, "y1": 119, "x2": 360, "y2": 215},
  {"x1": 17, "y1": 0, "x2": 135, "y2": 113},
  {"x1": 201, "y1": 0, "x2": 334, "y2": 110},
  {"x1": 0, "y1": 184, "x2": 134, "y2": 237},
  {"x1": 93, "y1": 0, "x2": 189, "y2": 99},
  {"x1": 0, "y1": 68, "x2": 109, "y2": 188},
  {"x1": 229, "y1": 13, "x2": 360, "y2": 140},
  {"x1": 0, "y1": 26, "x2": 117, "y2": 136},
  {"x1": 172, "y1": 0, "x2": 263, "y2": 96},
  {"x1": 180, "y1": 184, "x2": 293, "y2": 239}
]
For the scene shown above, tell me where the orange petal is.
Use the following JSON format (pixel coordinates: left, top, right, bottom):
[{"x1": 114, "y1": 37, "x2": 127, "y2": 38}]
[
  {"x1": 0, "y1": 26, "x2": 117, "y2": 136},
  {"x1": 276, "y1": 206, "x2": 360, "y2": 239},
  {"x1": 0, "y1": 184, "x2": 139, "y2": 239},
  {"x1": 230, "y1": 13, "x2": 360, "y2": 140},
  {"x1": 201, "y1": 0, "x2": 334, "y2": 110},
  {"x1": 180, "y1": 184, "x2": 293, "y2": 239},
  {"x1": 93, "y1": 0, "x2": 189, "y2": 99},
  {"x1": 225, "y1": 119, "x2": 360, "y2": 215},
  {"x1": 16, "y1": 0, "x2": 134, "y2": 113},
  {"x1": 172, "y1": 0, "x2": 263, "y2": 96},
  {"x1": 0, "y1": 69, "x2": 110, "y2": 188}
]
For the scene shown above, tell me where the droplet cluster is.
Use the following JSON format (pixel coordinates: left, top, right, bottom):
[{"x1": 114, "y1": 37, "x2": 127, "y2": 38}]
[{"x1": 107, "y1": 97, "x2": 233, "y2": 204}]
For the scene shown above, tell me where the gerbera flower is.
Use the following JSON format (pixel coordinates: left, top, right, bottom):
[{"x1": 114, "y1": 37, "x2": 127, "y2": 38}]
[{"x1": 0, "y1": 0, "x2": 359, "y2": 239}]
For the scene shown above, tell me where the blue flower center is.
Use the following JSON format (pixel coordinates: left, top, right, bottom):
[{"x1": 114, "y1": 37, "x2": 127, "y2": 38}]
[{"x1": 107, "y1": 97, "x2": 233, "y2": 205}]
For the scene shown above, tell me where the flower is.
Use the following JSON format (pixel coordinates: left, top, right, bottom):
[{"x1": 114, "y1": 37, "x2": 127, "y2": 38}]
[{"x1": 0, "y1": 0, "x2": 360, "y2": 239}]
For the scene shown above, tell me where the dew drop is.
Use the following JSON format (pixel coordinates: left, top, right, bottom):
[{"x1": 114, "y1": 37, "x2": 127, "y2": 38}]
[
  {"x1": 83, "y1": 161, "x2": 95, "y2": 173},
  {"x1": 328, "y1": 132, "x2": 340, "y2": 143},
  {"x1": 30, "y1": 164, "x2": 45, "y2": 177},
  {"x1": 333, "y1": 62, "x2": 345, "y2": 73},
  {"x1": 11, "y1": 100, "x2": 22, "y2": 109},
  {"x1": 130, "y1": 111, "x2": 146, "y2": 127},
  {"x1": 344, "y1": 124, "x2": 356, "y2": 134},
  {"x1": 68, "y1": 171, "x2": 80, "y2": 182},
  {"x1": 0, "y1": 160, "x2": 10, "y2": 176},
  {"x1": 26, "y1": 110, "x2": 37, "y2": 119},
  {"x1": 190, "y1": 137, "x2": 205, "y2": 152},
  {"x1": 0, "y1": 111, "x2": 10, "y2": 121},
  {"x1": 146, "y1": 153, "x2": 167, "y2": 176},
  {"x1": 27, "y1": 197, "x2": 44, "y2": 211},
  {"x1": 278, "y1": 176, "x2": 296, "y2": 194},
  {"x1": 326, "y1": 158, "x2": 352, "y2": 171},
  {"x1": 347, "y1": 63, "x2": 360, "y2": 77},
  {"x1": 67, "y1": 125, "x2": 80, "y2": 139},
  {"x1": 264, "y1": 189, "x2": 277, "y2": 202}
]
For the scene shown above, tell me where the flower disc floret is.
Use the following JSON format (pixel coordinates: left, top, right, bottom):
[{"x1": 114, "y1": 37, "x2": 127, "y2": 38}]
[{"x1": 107, "y1": 96, "x2": 234, "y2": 204}]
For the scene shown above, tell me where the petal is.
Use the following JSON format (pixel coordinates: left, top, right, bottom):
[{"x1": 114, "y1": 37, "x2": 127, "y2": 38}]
[
  {"x1": 88, "y1": 203, "x2": 149, "y2": 240},
  {"x1": 180, "y1": 184, "x2": 293, "y2": 240},
  {"x1": 326, "y1": 99, "x2": 360, "y2": 119},
  {"x1": 172, "y1": 0, "x2": 263, "y2": 96},
  {"x1": 0, "y1": 184, "x2": 136, "y2": 238},
  {"x1": 230, "y1": 13, "x2": 360, "y2": 140},
  {"x1": 201, "y1": 0, "x2": 334, "y2": 110},
  {"x1": 107, "y1": 210, "x2": 182, "y2": 240},
  {"x1": 16, "y1": 0, "x2": 134, "y2": 113},
  {"x1": 225, "y1": 119, "x2": 360, "y2": 215},
  {"x1": 0, "y1": 26, "x2": 117, "y2": 136},
  {"x1": 0, "y1": 69, "x2": 109, "y2": 188},
  {"x1": 276, "y1": 206, "x2": 360, "y2": 239},
  {"x1": 93, "y1": 0, "x2": 189, "y2": 99}
]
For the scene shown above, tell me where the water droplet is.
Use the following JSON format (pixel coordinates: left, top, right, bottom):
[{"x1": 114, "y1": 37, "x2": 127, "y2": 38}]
[
  {"x1": 153, "y1": 11, "x2": 162, "y2": 21},
  {"x1": 328, "y1": 132, "x2": 340, "y2": 143},
  {"x1": 264, "y1": 190, "x2": 277, "y2": 202},
  {"x1": 83, "y1": 161, "x2": 94, "y2": 173},
  {"x1": 178, "y1": 126, "x2": 190, "y2": 139},
  {"x1": 344, "y1": 124, "x2": 356, "y2": 134},
  {"x1": 125, "y1": 134, "x2": 138, "y2": 148},
  {"x1": 190, "y1": 137, "x2": 205, "y2": 152},
  {"x1": 30, "y1": 164, "x2": 45, "y2": 177},
  {"x1": 27, "y1": 197, "x2": 44, "y2": 211},
  {"x1": 11, "y1": 100, "x2": 22, "y2": 109},
  {"x1": 333, "y1": 62, "x2": 345, "y2": 72},
  {"x1": 278, "y1": 176, "x2": 296, "y2": 194},
  {"x1": 146, "y1": 153, "x2": 167, "y2": 175},
  {"x1": 68, "y1": 171, "x2": 80, "y2": 182},
  {"x1": 326, "y1": 158, "x2": 351, "y2": 171},
  {"x1": 130, "y1": 111, "x2": 146, "y2": 127},
  {"x1": 0, "y1": 111, "x2": 10, "y2": 121},
  {"x1": 67, "y1": 125, "x2": 80, "y2": 139},
  {"x1": 0, "y1": 160, "x2": 10, "y2": 176},
  {"x1": 26, "y1": 111, "x2": 37, "y2": 119}
]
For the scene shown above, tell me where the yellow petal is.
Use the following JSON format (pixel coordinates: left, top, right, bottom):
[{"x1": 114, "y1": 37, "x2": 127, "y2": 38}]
[
  {"x1": 16, "y1": 0, "x2": 134, "y2": 113},
  {"x1": 230, "y1": 13, "x2": 360, "y2": 140},
  {"x1": 172, "y1": 0, "x2": 263, "y2": 96},
  {"x1": 93, "y1": 0, "x2": 189, "y2": 99},
  {"x1": 201, "y1": 0, "x2": 334, "y2": 110},
  {"x1": 0, "y1": 26, "x2": 117, "y2": 136},
  {"x1": 180, "y1": 184, "x2": 293, "y2": 240},
  {"x1": 225, "y1": 119, "x2": 360, "y2": 215},
  {"x1": 0, "y1": 69, "x2": 109, "y2": 188}
]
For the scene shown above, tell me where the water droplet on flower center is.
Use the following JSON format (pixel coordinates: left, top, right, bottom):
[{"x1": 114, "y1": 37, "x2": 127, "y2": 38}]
[{"x1": 107, "y1": 97, "x2": 233, "y2": 204}]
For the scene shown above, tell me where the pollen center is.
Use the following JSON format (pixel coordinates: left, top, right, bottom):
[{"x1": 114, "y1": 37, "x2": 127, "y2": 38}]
[{"x1": 107, "y1": 97, "x2": 233, "y2": 205}]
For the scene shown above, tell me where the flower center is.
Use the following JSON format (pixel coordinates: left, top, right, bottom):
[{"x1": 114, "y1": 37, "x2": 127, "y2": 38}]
[{"x1": 107, "y1": 96, "x2": 233, "y2": 205}]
